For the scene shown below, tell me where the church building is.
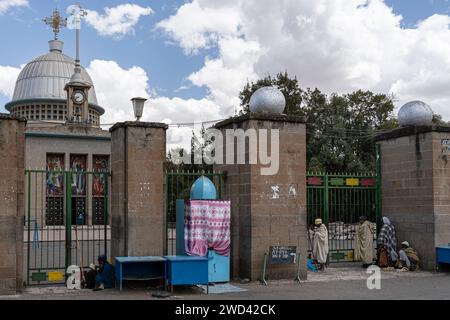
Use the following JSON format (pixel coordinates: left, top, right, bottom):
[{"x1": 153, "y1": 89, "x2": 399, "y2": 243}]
[{"x1": 4, "y1": 9, "x2": 111, "y2": 227}]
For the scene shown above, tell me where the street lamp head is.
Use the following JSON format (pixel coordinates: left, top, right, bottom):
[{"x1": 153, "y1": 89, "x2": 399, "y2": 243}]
[{"x1": 131, "y1": 97, "x2": 147, "y2": 121}]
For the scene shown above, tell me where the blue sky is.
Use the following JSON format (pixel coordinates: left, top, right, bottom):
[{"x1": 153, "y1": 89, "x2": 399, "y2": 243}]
[
  {"x1": 0, "y1": 0, "x2": 209, "y2": 108},
  {"x1": 2, "y1": 0, "x2": 450, "y2": 135}
]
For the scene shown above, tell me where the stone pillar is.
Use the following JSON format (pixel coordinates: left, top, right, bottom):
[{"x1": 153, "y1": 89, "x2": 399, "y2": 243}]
[
  {"x1": 214, "y1": 113, "x2": 307, "y2": 281},
  {"x1": 0, "y1": 114, "x2": 26, "y2": 295},
  {"x1": 110, "y1": 122, "x2": 168, "y2": 260},
  {"x1": 376, "y1": 126, "x2": 450, "y2": 270}
]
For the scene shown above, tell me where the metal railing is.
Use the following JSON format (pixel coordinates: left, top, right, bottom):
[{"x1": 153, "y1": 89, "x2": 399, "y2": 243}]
[
  {"x1": 24, "y1": 170, "x2": 110, "y2": 285},
  {"x1": 164, "y1": 170, "x2": 223, "y2": 255},
  {"x1": 307, "y1": 171, "x2": 381, "y2": 262}
]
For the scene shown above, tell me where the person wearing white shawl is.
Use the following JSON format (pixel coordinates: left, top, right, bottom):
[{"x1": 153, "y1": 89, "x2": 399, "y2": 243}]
[
  {"x1": 355, "y1": 216, "x2": 376, "y2": 267},
  {"x1": 313, "y1": 218, "x2": 329, "y2": 270}
]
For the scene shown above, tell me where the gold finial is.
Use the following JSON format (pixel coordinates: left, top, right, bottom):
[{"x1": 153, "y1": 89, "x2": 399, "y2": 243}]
[{"x1": 43, "y1": 9, "x2": 67, "y2": 40}]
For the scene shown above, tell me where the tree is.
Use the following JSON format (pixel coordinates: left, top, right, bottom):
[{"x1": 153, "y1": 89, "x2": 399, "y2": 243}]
[{"x1": 239, "y1": 73, "x2": 399, "y2": 172}]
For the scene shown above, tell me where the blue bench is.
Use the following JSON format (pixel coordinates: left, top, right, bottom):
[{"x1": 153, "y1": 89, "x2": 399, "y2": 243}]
[
  {"x1": 164, "y1": 255, "x2": 209, "y2": 293},
  {"x1": 115, "y1": 256, "x2": 167, "y2": 291},
  {"x1": 436, "y1": 246, "x2": 450, "y2": 271}
]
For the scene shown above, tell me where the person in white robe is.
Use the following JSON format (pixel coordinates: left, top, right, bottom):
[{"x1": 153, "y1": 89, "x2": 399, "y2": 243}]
[
  {"x1": 313, "y1": 218, "x2": 329, "y2": 270},
  {"x1": 355, "y1": 216, "x2": 376, "y2": 268}
]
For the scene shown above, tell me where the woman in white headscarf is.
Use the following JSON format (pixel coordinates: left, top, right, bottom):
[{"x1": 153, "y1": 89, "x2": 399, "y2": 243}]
[
  {"x1": 313, "y1": 218, "x2": 329, "y2": 270},
  {"x1": 377, "y1": 217, "x2": 398, "y2": 265}
]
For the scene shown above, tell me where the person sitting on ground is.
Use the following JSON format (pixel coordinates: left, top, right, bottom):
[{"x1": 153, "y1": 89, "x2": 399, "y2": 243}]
[
  {"x1": 94, "y1": 255, "x2": 115, "y2": 290},
  {"x1": 376, "y1": 216, "x2": 398, "y2": 267},
  {"x1": 397, "y1": 241, "x2": 419, "y2": 271},
  {"x1": 312, "y1": 218, "x2": 329, "y2": 271},
  {"x1": 83, "y1": 263, "x2": 97, "y2": 289},
  {"x1": 355, "y1": 216, "x2": 376, "y2": 268}
]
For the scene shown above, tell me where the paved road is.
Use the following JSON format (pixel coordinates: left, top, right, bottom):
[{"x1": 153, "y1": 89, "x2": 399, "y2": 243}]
[{"x1": 5, "y1": 267, "x2": 450, "y2": 300}]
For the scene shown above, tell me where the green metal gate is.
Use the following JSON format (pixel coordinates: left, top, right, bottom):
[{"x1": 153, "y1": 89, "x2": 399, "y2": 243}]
[
  {"x1": 307, "y1": 171, "x2": 381, "y2": 262},
  {"x1": 24, "y1": 170, "x2": 110, "y2": 285},
  {"x1": 165, "y1": 170, "x2": 223, "y2": 255}
]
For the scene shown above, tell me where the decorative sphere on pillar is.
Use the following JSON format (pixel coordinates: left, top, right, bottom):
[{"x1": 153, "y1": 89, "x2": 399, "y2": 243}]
[
  {"x1": 249, "y1": 86, "x2": 286, "y2": 114},
  {"x1": 398, "y1": 100, "x2": 434, "y2": 127}
]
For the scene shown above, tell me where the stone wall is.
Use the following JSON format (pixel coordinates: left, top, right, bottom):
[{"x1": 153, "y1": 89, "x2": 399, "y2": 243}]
[
  {"x1": 0, "y1": 114, "x2": 26, "y2": 294},
  {"x1": 377, "y1": 126, "x2": 450, "y2": 269},
  {"x1": 214, "y1": 114, "x2": 307, "y2": 281},
  {"x1": 110, "y1": 122, "x2": 167, "y2": 261}
]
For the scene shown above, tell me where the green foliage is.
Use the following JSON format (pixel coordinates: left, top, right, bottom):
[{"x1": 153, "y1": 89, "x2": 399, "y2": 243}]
[
  {"x1": 239, "y1": 72, "x2": 400, "y2": 172},
  {"x1": 432, "y1": 114, "x2": 450, "y2": 126}
]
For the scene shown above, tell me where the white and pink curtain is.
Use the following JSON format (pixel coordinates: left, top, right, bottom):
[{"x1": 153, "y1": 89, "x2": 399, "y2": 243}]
[{"x1": 184, "y1": 200, "x2": 231, "y2": 257}]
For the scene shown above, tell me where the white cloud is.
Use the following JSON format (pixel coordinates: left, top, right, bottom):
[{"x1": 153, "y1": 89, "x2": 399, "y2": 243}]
[
  {"x1": 87, "y1": 59, "x2": 150, "y2": 124},
  {"x1": 157, "y1": 0, "x2": 450, "y2": 119},
  {"x1": 156, "y1": 1, "x2": 242, "y2": 54},
  {"x1": 85, "y1": 4, "x2": 153, "y2": 38},
  {"x1": 0, "y1": 65, "x2": 21, "y2": 98},
  {"x1": 0, "y1": 0, "x2": 28, "y2": 14},
  {"x1": 87, "y1": 59, "x2": 222, "y2": 150}
]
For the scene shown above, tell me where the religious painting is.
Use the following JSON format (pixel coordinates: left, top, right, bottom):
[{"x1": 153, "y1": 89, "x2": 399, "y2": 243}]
[
  {"x1": 93, "y1": 155, "x2": 109, "y2": 196},
  {"x1": 46, "y1": 154, "x2": 64, "y2": 196},
  {"x1": 70, "y1": 154, "x2": 86, "y2": 196}
]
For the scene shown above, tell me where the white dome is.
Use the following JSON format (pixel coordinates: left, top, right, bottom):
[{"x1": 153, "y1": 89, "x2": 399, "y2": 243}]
[
  {"x1": 7, "y1": 40, "x2": 99, "y2": 108},
  {"x1": 398, "y1": 100, "x2": 433, "y2": 127},
  {"x1": 249, "y1": 86, "x2": 286, "y2": 114}
]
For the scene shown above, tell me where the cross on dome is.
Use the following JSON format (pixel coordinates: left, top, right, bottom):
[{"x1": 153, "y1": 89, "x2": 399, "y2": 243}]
[{"x1": 43, "y1": 9, "x2": 67, "y2": 40}]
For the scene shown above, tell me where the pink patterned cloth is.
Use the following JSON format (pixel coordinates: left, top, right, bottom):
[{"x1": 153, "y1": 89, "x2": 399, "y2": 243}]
[{"x1": 184, "y1": 200, "x2": 231, "y2": 257}]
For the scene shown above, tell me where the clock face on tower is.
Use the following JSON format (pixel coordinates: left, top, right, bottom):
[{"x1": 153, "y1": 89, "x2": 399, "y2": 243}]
[{"x1": 72, "y1": 90, "x2": 86, "y2": 104}]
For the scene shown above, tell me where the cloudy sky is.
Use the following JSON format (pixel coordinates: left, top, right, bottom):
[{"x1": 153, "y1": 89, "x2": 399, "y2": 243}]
[{"x1": 1, "y1": 0, "x2": 450, "y2": 147}]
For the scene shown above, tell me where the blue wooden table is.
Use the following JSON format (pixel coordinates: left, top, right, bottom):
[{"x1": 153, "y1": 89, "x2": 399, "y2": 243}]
[
  {"x1": 115, "y1": 256, "x2": 167, "y2": 291},
  {"x1": 164, "y1": 255, "x2": 209, "y2": 293},
  {"x1": 436, "y1": 246, "x2": 450, "y2": 271}
]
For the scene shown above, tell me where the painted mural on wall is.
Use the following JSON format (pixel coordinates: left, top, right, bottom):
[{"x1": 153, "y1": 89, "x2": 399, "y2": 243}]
[
  {"x1": 70, "y1": 155, "x2": 86, "y2": 196},
  {"x1": 93, "y1": 155, "x2": 109, "y2": 196},
  {"x1": 46, "y1": 154, "x2": 64, "y2": 196}
]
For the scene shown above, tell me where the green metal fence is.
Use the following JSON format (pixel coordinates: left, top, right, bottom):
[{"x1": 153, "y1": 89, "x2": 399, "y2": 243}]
[
  {"x1": 24, "y1": 170, "x2": 110, "y2": 285},
  {"x1": 307, "y1": 171, "x2": 381, "y2": 262},
  {"x1": 165, "y1": 170, "x2": 223, "y2": 255}
]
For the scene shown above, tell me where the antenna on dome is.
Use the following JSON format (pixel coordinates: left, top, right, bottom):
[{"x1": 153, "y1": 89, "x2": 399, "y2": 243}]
[{"x1": 66, "y1": 4, "x2": 88, "y2": 72}]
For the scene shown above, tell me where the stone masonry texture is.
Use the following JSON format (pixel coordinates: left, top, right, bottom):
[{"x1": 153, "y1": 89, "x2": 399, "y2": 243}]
[
  {"x1": 0, "y1": 114, "x2": 26, "y2": 294},
  {"x1": 377, "y1": 126, "x2": 450, "y2": 270},
  {"x1": 214, "y1": 113, "x2": 307, "y2": 281},
  {"x1": 110, "y1": 122, "x2": 168, "y2": 262}
]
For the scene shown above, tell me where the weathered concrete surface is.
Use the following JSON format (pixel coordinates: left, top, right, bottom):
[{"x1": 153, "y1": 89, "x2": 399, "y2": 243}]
[
  {"x1": 0, "y1": 114, "x2": 26, "y2": 294},
  {"x1": 3, "y1": 268, "x2": 449, "y2": 300},
  {"x1": 110, "y1": 122, "x2": 168, "y2": 261},
  {"x1": 377, "y1": 126, "x2": 450, "y2": 270},
  {"x1": 214, "y1": 114, "x2": 307, "y2": 281}
]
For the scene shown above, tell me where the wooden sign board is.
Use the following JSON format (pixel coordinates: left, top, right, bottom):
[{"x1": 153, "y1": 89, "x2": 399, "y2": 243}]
[{"x1": 268, "y1": 246, "x2": 297, "y2": 265}]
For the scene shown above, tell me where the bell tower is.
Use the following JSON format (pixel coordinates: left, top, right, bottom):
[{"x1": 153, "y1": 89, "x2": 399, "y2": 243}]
[
  {"x1": 63, "y1": 5, "x2": 91, "y2": 124},
  {"x1": 65, "y1": 72, "x2": 91, "y2": 123}
]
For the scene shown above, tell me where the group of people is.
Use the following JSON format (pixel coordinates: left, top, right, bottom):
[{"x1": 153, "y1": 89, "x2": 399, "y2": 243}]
[
  {"x1": 310, "y1": 216, "x2": 420, "y2": 271},
  {"x1": 375, "y1": 217, "x2": 420, "y2": 271}
]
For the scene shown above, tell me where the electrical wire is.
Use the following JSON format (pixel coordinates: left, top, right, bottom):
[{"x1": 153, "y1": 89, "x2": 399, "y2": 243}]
[{"x1": 26, "y1": 118, "x2": 395, "y2": 138}]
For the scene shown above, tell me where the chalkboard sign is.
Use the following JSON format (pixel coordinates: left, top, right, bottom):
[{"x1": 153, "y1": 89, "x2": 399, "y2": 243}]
[{"x1": 268, "y1": 246, "x2": 297, "y2": 265}]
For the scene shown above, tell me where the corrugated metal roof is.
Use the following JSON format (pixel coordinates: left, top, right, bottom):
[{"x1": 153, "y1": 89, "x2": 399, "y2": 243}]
[{"x1": 11, "y1": 40, "x2": 98, "y2": 105}]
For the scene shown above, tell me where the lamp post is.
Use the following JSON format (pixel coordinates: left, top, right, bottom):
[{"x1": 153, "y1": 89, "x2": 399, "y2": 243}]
[{"x1": 131, "y1": 97, "x2": 147, "y2": 121}]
